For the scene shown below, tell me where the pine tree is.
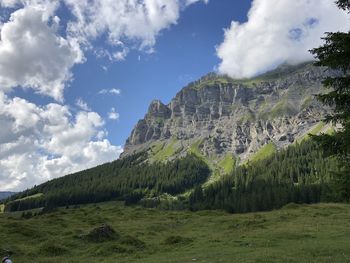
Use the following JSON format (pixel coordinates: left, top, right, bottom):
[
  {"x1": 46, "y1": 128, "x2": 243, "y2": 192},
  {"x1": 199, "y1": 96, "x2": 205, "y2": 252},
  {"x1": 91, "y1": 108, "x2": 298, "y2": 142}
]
[{"x1": 310, "y1": 0, "x2": 350, "y2": 200}]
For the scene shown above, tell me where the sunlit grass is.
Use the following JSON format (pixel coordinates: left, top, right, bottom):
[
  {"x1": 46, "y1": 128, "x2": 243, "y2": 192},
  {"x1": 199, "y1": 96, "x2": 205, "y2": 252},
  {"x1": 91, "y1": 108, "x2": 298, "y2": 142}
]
[
  {"x1": 0, "y1": 202, "x2": 349, "y2": 262},
  {"x1": 14, "y1": 193, "x2": 44, "y2": 202},
  {"x1": 153, "y1": 139, "x2": 177, "y2": 162},
  {"x1": 218, "y1": 154, "x2": 235, "y2": 174},
  {"x1": 248, "y1": 143, "x2": 277, "y2": 163}
]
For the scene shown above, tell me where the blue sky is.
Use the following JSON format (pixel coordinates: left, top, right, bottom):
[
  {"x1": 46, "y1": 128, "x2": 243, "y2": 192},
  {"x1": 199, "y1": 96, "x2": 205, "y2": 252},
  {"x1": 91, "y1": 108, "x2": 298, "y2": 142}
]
[
  {"x1": 0, "y1": 0, "x2": 348, "y2": 191},
  {"x1": 66, "y1": 0, "x2": 252, "y2": 147}
]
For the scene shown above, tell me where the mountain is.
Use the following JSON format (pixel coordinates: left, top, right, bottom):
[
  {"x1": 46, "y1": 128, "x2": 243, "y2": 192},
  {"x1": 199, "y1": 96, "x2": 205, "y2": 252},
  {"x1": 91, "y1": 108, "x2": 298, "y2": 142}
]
[
  {"x1": 123, "y1": 62, "x2": 333, "y2": 172},
  {"x1": 3, "y1": 62, "x2": 340, "y2": 213},
  {"x1": 0, "y1": 192, "x2": 16, "y2": 201}
]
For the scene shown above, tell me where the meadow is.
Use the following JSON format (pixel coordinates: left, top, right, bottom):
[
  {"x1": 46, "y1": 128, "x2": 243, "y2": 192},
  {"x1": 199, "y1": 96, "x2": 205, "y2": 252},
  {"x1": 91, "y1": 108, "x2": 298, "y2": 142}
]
[{"x1": 1, "y1": 202, "x2": 350, "y2": 263}]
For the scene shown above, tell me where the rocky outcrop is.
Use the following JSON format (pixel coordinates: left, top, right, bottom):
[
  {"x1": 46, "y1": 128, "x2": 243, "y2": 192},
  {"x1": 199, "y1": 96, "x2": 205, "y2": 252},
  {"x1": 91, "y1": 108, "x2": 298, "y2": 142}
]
[{"x1": 123, "y1": 62, "x2": 333, "y2": 163}]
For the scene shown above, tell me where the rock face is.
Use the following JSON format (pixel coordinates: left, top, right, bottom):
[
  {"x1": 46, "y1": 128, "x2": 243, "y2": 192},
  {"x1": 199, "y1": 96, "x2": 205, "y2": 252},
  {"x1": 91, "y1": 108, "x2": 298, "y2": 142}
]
[{"x1": 123, "y1": 62, "x2": 333, "y2": 164}]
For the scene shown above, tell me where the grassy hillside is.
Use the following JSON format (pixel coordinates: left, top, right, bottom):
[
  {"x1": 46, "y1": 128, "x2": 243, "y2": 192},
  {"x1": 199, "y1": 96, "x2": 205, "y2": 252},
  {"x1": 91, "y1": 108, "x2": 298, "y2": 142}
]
[
  {"x1": 248, "y1": 143, "x2": 277, "y2": 163},
  {"x1": 14, "y1": 193, "x2": 44, "y2": 202},
  {"x1": 0, "y1": 202, "x2": 349, "y2": 263},
  {"x1": 4, "y1": 140, "x2": 341, "y2": 214},
  {"x1": 218, "y1": 154, "x2": 235, "y2": 174},
  {"x1": 152, "y1": 139, "x2": 178, "y2": 162},
  {"x1": 295, "y1": 122, "x2": 326, "y2": 144}
]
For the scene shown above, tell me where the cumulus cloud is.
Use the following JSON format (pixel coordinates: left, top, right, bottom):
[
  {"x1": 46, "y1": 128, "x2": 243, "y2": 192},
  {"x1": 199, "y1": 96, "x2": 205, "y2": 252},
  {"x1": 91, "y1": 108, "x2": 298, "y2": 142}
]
[
  {"x1": 0, "y1": 93, "x2": 123, "y2": 191},
  {"x1": 217, "y1": 0, "x2": 350, "y2": 78},
  {"x1": 0, "y1": 0, "x2": 208, "y2": 191},
  {"x1": 0, "y1": 4, "x2": 84, "y2": 100},
  {"x1": 0, "y1": 0, "x2": 19, "y2": 8},
  {"x1": 108, "y1": 107, "x2": 120, "y2": 120},
  {"x1": 0, "y1": 0, "x2": 208, "y2": 99},
  {"x1": 64, "y1": 0, "x2": 208, "y2": 51}
]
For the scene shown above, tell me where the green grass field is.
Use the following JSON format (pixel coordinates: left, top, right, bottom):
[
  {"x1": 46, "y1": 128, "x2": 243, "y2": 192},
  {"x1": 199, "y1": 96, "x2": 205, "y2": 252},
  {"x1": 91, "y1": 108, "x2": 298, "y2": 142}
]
[{"x1": 1, "y1": 202, "x2": 350, "y2": 263}]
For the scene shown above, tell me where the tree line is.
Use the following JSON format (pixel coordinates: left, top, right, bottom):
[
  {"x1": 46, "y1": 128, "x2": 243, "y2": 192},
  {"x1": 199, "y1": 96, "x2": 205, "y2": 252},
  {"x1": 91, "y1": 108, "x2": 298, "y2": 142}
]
[
  {"x1": 189, "y1": 140, "x2": 341, "y2": 212},
  {"x1": 4, "y1": 152, "x2": 210, "y2": 212}
]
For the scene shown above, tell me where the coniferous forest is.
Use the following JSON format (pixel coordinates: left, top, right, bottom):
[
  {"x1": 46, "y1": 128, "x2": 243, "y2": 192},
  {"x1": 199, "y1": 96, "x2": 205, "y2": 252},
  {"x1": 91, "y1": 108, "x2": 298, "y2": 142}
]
[
  {"x1": 4, "y1": 153, "x2": 210, "y2": 212},
  {"x1": 3, "y1": 140, "x2": 342, "y2": 213},
  {"x1": 189, "y1": 140, "x2": 341, "y2": 213}
]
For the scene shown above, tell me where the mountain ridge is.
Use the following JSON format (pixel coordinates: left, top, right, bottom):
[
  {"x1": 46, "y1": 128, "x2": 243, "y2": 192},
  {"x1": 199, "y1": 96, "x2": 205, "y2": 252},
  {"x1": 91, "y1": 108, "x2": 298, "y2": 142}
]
[
  {"x1": 2, "y1": 62, "x2": 340, "y2": 213},
  {"x1": 122, "y1": 62, "x2": 333, "y2": 175}
]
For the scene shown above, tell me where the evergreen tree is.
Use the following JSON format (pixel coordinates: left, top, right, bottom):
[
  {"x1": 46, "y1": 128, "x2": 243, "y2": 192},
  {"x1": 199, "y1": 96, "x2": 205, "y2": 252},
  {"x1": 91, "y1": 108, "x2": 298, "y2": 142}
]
[{"x1": 310, "y1": 0, "x2": 350, "y2": 200}]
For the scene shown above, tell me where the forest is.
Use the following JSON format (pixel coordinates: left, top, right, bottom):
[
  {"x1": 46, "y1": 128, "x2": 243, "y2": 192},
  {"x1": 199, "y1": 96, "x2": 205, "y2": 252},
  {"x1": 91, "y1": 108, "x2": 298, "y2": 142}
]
[
  {"x1": 188, "y1": 140, "x2": 341, "y2": 212},
  {"x1": 3, "y1": 139, "x2": 342, "y2": 213},
  {"x1": 3, "y1": 152, "x2": 210, "y2": 212}
]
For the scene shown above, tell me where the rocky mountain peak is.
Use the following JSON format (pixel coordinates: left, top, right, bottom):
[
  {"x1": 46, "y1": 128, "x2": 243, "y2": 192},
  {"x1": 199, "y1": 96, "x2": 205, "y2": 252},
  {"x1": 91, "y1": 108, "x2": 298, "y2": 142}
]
[
  {"x1": 146, "y1": 100, "x2": 171, "y2": 120},
  {"x1": 123, "y1": 62, "x2": 333, "y2": 172}
]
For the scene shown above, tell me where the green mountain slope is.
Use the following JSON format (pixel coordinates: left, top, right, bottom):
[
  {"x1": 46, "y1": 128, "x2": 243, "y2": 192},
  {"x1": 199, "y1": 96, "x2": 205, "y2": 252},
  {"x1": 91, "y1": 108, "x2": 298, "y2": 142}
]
[
  {"x1": 2, "y1": 139, "x2": 340, "y2": 213},
  {"x1": 189, "y1": 140, "x2": 340, "y2": 213},
  {"x1": 124, "y1": 62, "x2": 334, "y2": 185},
  {"x1": 3, "y1": 153, "x2": 210, "y2": 212},
  {"x1": 1, "y1": 63, "x2": 340, "y2": 213}
]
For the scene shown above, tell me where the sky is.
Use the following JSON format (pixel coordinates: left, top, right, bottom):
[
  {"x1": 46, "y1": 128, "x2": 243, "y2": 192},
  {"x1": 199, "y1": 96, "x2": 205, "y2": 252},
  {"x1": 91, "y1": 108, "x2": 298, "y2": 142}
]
[{"x1": 0, "y1": 0, "x2": 349, "y2": 191}]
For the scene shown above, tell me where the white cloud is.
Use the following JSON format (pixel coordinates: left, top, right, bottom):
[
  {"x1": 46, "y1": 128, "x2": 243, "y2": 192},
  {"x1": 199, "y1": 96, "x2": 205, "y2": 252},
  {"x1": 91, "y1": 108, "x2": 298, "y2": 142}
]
[
  {"x1": 0, "y1": 93, "x2": 123, "y2": 191},
  {"x1": 186, "y1": 0, "x2": 208, "y2": 6},
  {"x1": 98, "y1": 89, "x2": 108, "y2": 95},
  {"x1": 0, "y1": 0, "x2": 208, "y2": 99},
  {"x1": 75, "y1": 98, "x2": 91, "y2": 111},
  {"x1": 217, "y1": 0, "x2": 350, "y2": 78},
  {"x1": 113, "y1": 48, "x2": 129, "y2": 61},
  {"x1": 94, "y1": 46, "x2": 129, "y2": 62},
  {"x1": 65, "y1": 0, "x2": 180, "y2": 49},
  {"x1": 64, "y1": 0, "x2": 207, "y2": 51},
  {"x1": 98, "y1": 88, "x2": 121, "y2": 95},
  {"x1": 0, "y1": 0, "x2": 19, "y2": 8},
  {"x1": 0, "y1": 4, "x2": 84, "y2": 100},
  {"x1": 109, "y1": 89, "x2": 121, "y2": 95},
  {"x1": 108, "y1": 107, "x2": 120, "y2": 120},
  {"x1": 0, "y1": 0, "x2": 208, "y2": 191}
]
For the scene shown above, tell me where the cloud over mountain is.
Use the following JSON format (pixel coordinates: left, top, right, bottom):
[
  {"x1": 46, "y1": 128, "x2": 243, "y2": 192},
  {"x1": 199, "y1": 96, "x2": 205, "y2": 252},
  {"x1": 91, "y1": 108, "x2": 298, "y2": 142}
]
[{"x1": 217, "y1": 0, "x2": 350, "y2": 78}]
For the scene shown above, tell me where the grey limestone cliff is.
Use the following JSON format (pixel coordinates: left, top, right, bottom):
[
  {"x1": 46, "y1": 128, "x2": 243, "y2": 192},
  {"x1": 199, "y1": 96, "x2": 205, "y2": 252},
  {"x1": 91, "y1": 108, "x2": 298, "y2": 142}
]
[{"x1": 123, "y1": 62, "x2": 333, "y2": 169}]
